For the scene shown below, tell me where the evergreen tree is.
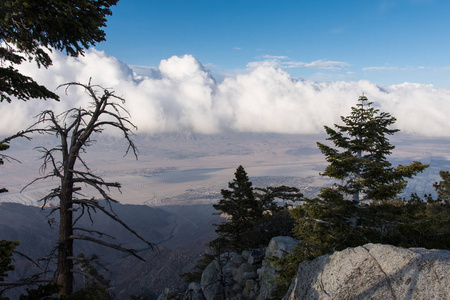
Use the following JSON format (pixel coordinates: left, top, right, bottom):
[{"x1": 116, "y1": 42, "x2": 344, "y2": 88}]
[
  {"x1": 272, "y1": 96, "x2": 431, "y2": 296},
  {"x1": 212, "y1": 167, "x2": 303, "y2": 252},
  {"x1": 213, "y1": 166, "x2": 261, "y2": 251},
  {"x1": 317, "y1": 95, "x2": 428, "y2": 201}
]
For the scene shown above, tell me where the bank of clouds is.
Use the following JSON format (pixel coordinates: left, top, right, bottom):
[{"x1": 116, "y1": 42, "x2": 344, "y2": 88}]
[{"x1": 2, "y1": 49, "x2": 449, "y2": 137}]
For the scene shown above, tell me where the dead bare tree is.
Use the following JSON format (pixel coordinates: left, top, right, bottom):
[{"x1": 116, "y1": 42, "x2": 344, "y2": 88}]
[{"x1": 20, "y1": 81, "x2": 155, "y2": 297}]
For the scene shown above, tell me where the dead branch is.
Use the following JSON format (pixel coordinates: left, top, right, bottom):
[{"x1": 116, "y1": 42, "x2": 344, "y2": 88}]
[
  {"x1": 72, "y1": 199, "x2": 156, "y2": 250},
  {"x1": 70, "y1": 235, "x2": 144, "y2": 261},
  {"x1": 70, "y1": 269, "x2": 108, "y2": 287},
  {"x1": 72, "y1": 227, "x2": 115, "y2": 240}
]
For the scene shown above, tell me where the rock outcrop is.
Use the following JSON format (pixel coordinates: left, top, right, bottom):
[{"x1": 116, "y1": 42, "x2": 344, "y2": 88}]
[
  {"x1": 284, "y1": 243, "x2": 450, "y2": 300},
  {"x1": 257, "y1": 236, "x2": 300, "y2": 300},
  {"x1": 158, "y1": 239, "x2": 450, "y2": 300},
  {"x1": 200, "y1": 249, "x2": 265, "y2": 300}
]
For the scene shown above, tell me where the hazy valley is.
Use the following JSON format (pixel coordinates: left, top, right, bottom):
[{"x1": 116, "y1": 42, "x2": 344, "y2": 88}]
[
  {"x1": 2, "y1": 132, "x2": 448, "y2": 207},
  {"x1": 1, "y1": 132, "x2": 449, "y2": 297}
]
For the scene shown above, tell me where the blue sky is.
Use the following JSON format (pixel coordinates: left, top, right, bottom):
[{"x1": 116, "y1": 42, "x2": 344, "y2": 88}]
[{"x1": 96, "y1": 0, "x2": 450, "y2": 87}]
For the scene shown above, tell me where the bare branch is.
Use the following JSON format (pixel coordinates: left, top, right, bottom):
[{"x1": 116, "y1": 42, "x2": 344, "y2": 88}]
[
  {"x1": 70, "y1": 269, "x2": 108, "y2": 287},
  {"x1": 21, "y1": 174, "x2": 59, "y2": 193},
  {"x1": 72, "y1": 199, "x2": 156, "y2": 250},
  {"x1": 12, "y1": 251, "x2": 43, "y2": 271},
  {"x1": 0, "y1": 130, "x2": 32, "y2": 145},
  {"x1": 70, "y1": 235, "x2": 145, "y2": 261},
  {"x1": 72, "y1": 227, "x2": 116, "y2": 240},
  {"x1": 0, "y1": 278, "x2": 54, "y2": 289}
]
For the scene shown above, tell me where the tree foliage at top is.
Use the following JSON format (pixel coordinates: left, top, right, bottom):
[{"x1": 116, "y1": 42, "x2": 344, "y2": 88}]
[
  {"x1": 317, "y1": 95, "x2": 428, "y2": 201},
  {"x1": 0, "y1": 0, "x2": 118, "y2": 103}
]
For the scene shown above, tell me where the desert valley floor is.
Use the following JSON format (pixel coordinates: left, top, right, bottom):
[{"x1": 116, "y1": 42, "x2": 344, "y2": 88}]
[{"x1": 1, "y1": 132, "x2": 449, "y2": 207}]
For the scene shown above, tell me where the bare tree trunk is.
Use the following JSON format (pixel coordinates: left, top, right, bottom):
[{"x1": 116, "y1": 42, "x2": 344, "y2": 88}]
[
  {"x1": 19, "y1": 82, "x2": 155, "y2": 297},
  {"x1": 354, "y1": 146, "x2": 361, "y2": 202},
  {"x1": 57, "y1": 152, "x2": 76, "y2": 296},
  {"x1": 57, "y1": 186, "x2": 74, "y2": 296}
]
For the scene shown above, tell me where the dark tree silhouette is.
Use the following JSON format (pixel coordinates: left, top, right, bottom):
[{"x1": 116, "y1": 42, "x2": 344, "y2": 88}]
[
  {"x1": 19, "y1": 81, "x2": 155, "y2": 297},
  {"x1": 0, "y1": 0, "x2": 118, "y2": 103}
]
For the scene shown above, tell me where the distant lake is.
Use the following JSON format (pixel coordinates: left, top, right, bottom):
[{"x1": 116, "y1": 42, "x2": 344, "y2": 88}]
[{"x1": 145, "y1": 168, "x2": 225, "y2": 184}]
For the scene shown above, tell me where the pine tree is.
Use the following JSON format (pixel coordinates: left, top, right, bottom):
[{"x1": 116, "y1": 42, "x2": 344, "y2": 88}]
[
  {"x1": 212, "y1": 167, "x2": 303, "y2": 252},
  {"x1": 212, "y1": 166, "x2": 262, "y2": 251},
  {"x1": 317, "y1": 95, "x2": 428, "y2": 201}
]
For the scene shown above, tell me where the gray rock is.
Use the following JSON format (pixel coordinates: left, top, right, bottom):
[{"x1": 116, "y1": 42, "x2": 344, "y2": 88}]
[
  {"x1": 283, "y1": 243, "x2": 450, "y2": 300},
  {"x1": 242, "y1": 271, "x2": 258, "y2": 280},
  {"x1": 257, "y1": 261, "x2": 279, "y2": 300},
  {"x1": 265, "y1": 236, "x2": 300, "y2": 259},
  {"x1": 243, "y1": 280, "x2": 258, "y2": 298},
  {"x1": 248, "y1": 249, "x2": 264, "y2": 264},
  {"x1": 229, "y1": 252, "x2": 244, "y2": 264},
  {"x1": 158, "y1": 287, "x2": 183, "y2": 300},
  {"x1": 201, "y1": 260, "x2": 226, "y2": 300},
  {"x1": 232, "y1": 262, "x2": 257, "y2": 283},
  {"x1": 257, "y1": 236, "x2": 300, "y2": 300},
  {"x1": 182, "y1": 282, "x2": 205, "y2": 300},
  {"x1": 242, "y1": 250, "x2": 251, "y2": 260},
  {"x1": 240, "y1": 263, "x2": 257, "y2": 273}
]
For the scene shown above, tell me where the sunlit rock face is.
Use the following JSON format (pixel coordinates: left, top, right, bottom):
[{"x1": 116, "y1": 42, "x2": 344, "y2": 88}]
[{"x1": 284, "y1": 243, "x2": 450, "y2": 300}]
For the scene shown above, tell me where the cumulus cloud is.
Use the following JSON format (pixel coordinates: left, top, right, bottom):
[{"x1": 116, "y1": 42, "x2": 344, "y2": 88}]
[{"x1": 1, "y1": 49, "x2": 450, "y2": 137}]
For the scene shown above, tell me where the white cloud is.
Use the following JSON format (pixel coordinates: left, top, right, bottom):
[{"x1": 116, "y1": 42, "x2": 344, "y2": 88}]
[
  {"x1": 249, "y1": 57, "x2": 349, "y2": 71},
  {"x1": 284, "y1": 59, "x2": 349, "y2": 70},
  {"x1": 246, "y1": 59, "x2": 281, "y2": 69},
  {"x1": 2, "y1": 50, "x2": 450, "y2": 137},
  {"x1": 262, "y1": 55, "x2": 289, "y2": 60},
  {"x1": 363, "y1": 66, "x2": 400, "y2": 71}
]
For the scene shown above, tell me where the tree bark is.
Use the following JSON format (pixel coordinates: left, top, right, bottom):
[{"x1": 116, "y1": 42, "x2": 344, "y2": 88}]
[
  {"x1": 57, "y1": 159, "x2": 75, "y2": 296},
  {"x1": 57, "y1": 134, "x2": 78, "y2": 297}
]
